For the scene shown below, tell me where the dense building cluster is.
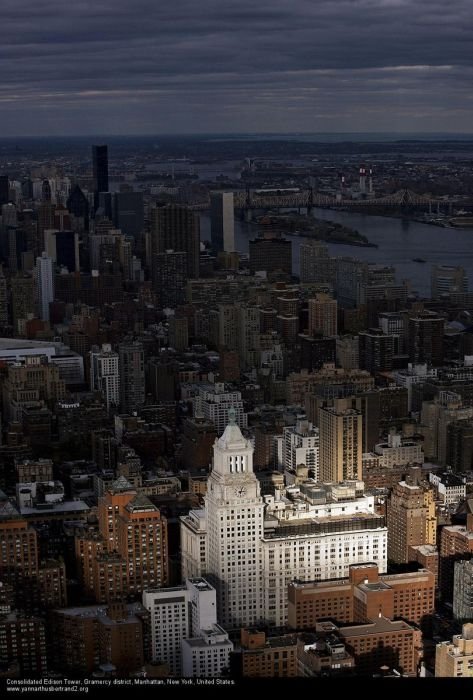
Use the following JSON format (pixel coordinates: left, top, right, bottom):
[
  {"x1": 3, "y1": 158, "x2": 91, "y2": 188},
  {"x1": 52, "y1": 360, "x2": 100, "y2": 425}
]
[{"x1": 0, "y1": 144, "x2": 473, "y2": 680}]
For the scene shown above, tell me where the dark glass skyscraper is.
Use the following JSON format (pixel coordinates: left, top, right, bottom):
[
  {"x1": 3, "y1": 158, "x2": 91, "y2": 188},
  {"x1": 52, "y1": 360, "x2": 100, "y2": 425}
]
[
  {"x1": 92, "y1": 145, "x2": 109, "y2": 212},
  {"x1": 0, "y1": 176, "x2": 9, "y2": 207}
]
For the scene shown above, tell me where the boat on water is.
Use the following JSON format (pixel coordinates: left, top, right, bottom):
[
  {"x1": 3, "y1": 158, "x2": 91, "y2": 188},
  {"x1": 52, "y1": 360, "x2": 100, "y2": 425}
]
[{"x1": 412, "y1": 258, "x2": 427, "y2": 263}]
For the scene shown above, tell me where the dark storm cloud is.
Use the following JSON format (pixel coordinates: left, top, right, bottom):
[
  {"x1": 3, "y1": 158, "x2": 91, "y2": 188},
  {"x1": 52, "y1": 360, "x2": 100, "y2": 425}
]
[{"x1": 0, "y1": 0, "x2": 472, "y2": 134}]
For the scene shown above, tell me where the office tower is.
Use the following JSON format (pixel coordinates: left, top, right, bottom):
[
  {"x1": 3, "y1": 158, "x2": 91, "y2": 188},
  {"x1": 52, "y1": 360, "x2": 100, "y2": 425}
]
[
  {"x1": 66, "y1": 184, "x2": 89, "y2": 230},
  {"x1": 203, "y1": 411, "x2": 265, "y2": 628},
  {"x1": 89, "y1": 343, "x2": 120, "y2": 410},
  {"x1": 408, "y1": 311, "x2": 445, "y2": 366},
  {"x1": 358, "y1": 327, "x2": 396, "y2": 373},
  {"x1": 11, "y1": 274, "x2": 34, "y2": 334},
  {"x1": 182, "y1": 464, "x2": 387, "y2": 627},
  {"x1": 453, "y1": 558, "x2": 473, "y2": 623},
  {"x1": 52, "y1": 602, "x2": 147, "y2": 675},
  {"x1": 336, "y1": 335, "x2": 359, "y2": 370},
  {"x1": 151, "y1": 203, "x2": 200, "y2": 278},
  {"x1": 210, "y1": 192, "x2": 235, "y2": 253},
  {"x1": 435, "y1": 623, "x2": 473, "y2": 677},
  {"x1": 41, "y1": 179, "x2": 52, "y2": 202},
  {"x1": 113, "y1": 190, "x2": 144, "y2": 238},
  {"x1": 153, "y1": 250, "x2": 187, "y2": 308},
  {"x1": 0, "y1": 175, "x2": 9, "y2": 206},
  {"x1": 387, "y1": 469, "x2": 437, "y2": 565},
  {"x1": 195, "y1": 383, "x2": 248, "y2": 433},
  {"x1": 432, "y1": 264, "x2": 468, "y2": 298},
  {"x1": 44, "y1": 229, "x2": 79, "y2": 272},
  {"x1": 308, "y1": 293, "x2": 337, "y2": 337},
  {"x1": 249, "y1": 233, "x2": 292, "y2": 276},
  {"x1": 299, "y1": 241, "x2": 336, "y2": 285},
  {"x1": 283, "y1": 419, "x2": 320, "y2": 481},
  {"x1": 319, "y1": 399, "x2": 362, "y2": 482},
  {"x1": 168, "y1": 316, "x2": 189, "y2": 352},
  {"x1": 92, "y1": 144, "x2": 109, "y2": 212},
  {"x1": 33, "y1": 252, "x2": 54, "y2": 322},
  {"x1": 118, "y1": 341, "x2": 145, "y2": 413}
]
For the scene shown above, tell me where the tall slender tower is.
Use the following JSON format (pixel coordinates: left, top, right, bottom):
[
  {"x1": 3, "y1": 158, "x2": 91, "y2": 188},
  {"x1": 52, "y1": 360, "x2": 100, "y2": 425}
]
[
  {"x1": 34, "y1": 252, "x2": 54, "y2": 322},
  {"x1": 92, "y1": 145, "x2": 109, "y2": 213},
  {"x1": 210, "y1": 192, "x2": 235, "y2": 254},
  {"x1": 205, "y1": 409, "x2": 265, "y2": 629}
]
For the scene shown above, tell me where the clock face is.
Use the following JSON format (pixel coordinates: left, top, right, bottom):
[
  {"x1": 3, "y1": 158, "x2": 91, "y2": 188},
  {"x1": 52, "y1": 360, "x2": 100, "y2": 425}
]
[{"x1": 235, "y1": 486, "x2": 247, "y2": 497}]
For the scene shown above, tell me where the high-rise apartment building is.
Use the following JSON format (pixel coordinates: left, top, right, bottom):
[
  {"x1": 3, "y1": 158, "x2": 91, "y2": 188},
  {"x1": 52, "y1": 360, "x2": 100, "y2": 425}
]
[
  {"x1": 249, "y1": 233, "x2": 292, "y2": 276},
  {"x1": 52, "y1": 602, "x2": 147, "y2": 675},
  {"x1": 453, "y1": 558, "x2": 473, "y2": 623},
  {"x1": 151, "y1": 203, "x2": 200, "y2": 278},
  {"x1": 308, "y1": 293, "x2": 338, "y2": 337},
  {"x1": 34, "y1": 252, "x2": 54, "y2": 321},
  {"x1": 336, "y1": 335, "x2": 360, "y2": 370},
  {"x1": 210, "y1": 192, "x2": 235, "y2": 254},
  {"x1": 319, "y1": 399, "x2": 362, "y2": 482},
  {"x1": 89, "y1": 344, "x2": 120, "y2": 410},
  {"x1": 439, "y1": 516, "x2": 473, "y2": 602},
  {"x1": 118, "y1": 341, "x2": 145, "y2": 413},
  {"x1": 299, "y1": 241, "x2": 337, "y2": 285},
  {"x1": 194, "y1": 383, "x2": 247, "y2": 433},
  {"x1": 358, "y1": 327, "x2": 397, "y2": 373},
  {"x1": 283, "y1": 420, "x2": 320, "y2": 481},
  {"x1": 386, "y1": 469, "x2": 437, "y2": 565},
  {"x1": 408, "y1": 311, "x2": 445, "y2": 366},
  {"x1": 153, "y1": 250, "x2": 187, "y2": 308}
]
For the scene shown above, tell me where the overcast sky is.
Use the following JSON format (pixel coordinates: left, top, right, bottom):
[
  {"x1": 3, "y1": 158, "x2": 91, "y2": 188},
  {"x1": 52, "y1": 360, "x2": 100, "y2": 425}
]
[{"x1": 2, "y1": 0, "x2": 473, "y2": 136}]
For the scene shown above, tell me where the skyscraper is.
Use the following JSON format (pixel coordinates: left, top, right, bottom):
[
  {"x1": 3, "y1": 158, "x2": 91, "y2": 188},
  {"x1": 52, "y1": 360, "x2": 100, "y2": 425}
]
[
  {"x1": 34, "y1": 252, "x2": 54, "y2": 322},
  {"x1": 150, "y1": 204, "x2": 200, "y2": 279},
  {"x1": 92, "y1": 145, "x2": 109, "y2": 212},
  {"x1": 387, "y1": 468, "x2": 437, "y2": 565},
  {"x1": 153, "y1": 250, "x2": 187, "y2": 308},
  {"x1": 204, "y1": 410, "x2": 265, "y2": 628},
  {"x1": 89, "y1": 343, "x2": 120, "y2": 411},
  {"x1": 319, "y1": 398, "x2": 363, "y2": 483},
  {"x1": 308, "y1": 293, "x2": 338, "y2": 337},
  {"x1": 210, "y1": 192, "x2": 235, "y2": 254},
  {"x1": 0, "y1": 175, "x2": 9, "y2": 206},
  {"x1": 118, "y1": 341, "x2": 145, "y2": 413},
  {"x1": 113, "y1": 191, "x2": 144, "y2": 238}
]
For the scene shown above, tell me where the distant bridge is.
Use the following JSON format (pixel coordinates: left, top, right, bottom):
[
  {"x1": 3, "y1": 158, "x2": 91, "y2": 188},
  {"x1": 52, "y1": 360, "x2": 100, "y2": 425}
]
[{"x1": 189, "y1": 189, "x2": 459, "y2": 211}]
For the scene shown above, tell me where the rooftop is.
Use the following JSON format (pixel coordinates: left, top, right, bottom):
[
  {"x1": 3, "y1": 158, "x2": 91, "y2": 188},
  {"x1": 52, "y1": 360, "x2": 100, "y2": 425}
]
[{"x1": 340, "y1": 616, "x2": 415, "y2": 638}]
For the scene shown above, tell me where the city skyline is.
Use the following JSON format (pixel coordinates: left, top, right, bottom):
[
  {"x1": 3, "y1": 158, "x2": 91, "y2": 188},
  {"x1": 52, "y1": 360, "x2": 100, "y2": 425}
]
[{"x1": 1, "y1": 0, "x2": 473, "y2": 136}]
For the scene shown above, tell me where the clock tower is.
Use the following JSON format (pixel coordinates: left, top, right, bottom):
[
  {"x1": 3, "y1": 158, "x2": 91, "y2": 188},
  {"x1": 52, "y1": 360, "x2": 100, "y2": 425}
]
[{"x1": 205, "y1": 409, "x2": 265, "y2": 629}]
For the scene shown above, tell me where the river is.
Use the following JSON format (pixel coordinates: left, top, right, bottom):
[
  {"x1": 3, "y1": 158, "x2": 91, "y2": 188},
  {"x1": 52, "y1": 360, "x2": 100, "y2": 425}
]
[{"x1": 201, "y1": 210, "x2": 473, "y2": 297}]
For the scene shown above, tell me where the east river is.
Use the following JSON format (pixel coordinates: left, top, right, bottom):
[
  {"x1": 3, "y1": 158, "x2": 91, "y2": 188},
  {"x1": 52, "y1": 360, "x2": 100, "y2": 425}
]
[{"x1": 201, "y1": 210, "x2": 473, "y2": 298}]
